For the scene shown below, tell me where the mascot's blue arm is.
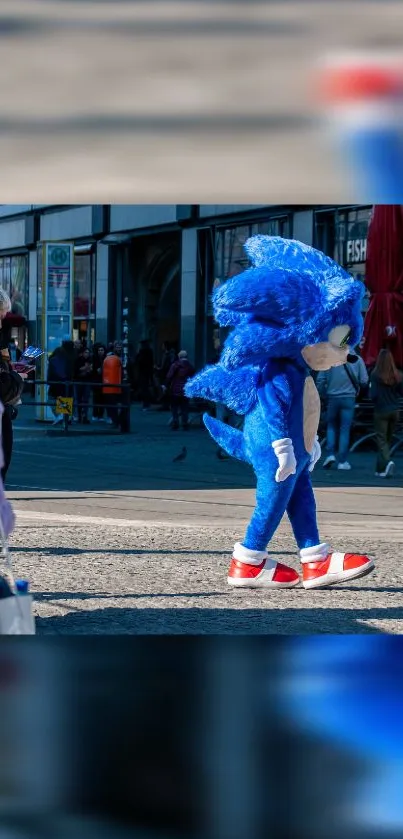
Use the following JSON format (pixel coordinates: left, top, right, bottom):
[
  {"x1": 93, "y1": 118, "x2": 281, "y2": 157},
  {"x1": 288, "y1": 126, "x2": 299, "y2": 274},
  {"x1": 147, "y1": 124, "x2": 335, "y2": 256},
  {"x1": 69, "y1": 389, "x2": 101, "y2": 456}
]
[
  {"x1": 202, "y1": 368, "x2": 294, "y2": 463},
  {"x1": 256, "y1": 370, "x2": 293, "y2": 443}
]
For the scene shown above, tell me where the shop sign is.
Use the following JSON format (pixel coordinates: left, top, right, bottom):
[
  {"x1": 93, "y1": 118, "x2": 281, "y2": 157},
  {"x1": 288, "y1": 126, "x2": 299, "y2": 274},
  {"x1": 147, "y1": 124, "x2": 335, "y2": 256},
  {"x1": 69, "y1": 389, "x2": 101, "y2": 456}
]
[
  {"x1": 46, "y1": 244, "x2": 72, "y2": 313},
  {"x1": 345, "y1": 239, "x2": 367, "y2": 264}
]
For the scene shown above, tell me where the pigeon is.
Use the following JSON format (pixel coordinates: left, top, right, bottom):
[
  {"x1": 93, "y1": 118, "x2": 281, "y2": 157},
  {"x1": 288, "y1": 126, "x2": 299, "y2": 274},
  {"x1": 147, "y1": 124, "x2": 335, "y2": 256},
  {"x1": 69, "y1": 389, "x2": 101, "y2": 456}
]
[{"x1": 173, "y1": 446, "x2": 187, "y2": 462}]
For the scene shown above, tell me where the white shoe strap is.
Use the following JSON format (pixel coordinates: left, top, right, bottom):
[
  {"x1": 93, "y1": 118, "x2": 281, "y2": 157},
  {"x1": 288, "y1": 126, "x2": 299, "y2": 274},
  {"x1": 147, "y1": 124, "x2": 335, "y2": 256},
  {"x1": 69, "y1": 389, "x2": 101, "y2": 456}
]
[{"x1": 328, "y1": 552, "x2": 345, "y2": 573}]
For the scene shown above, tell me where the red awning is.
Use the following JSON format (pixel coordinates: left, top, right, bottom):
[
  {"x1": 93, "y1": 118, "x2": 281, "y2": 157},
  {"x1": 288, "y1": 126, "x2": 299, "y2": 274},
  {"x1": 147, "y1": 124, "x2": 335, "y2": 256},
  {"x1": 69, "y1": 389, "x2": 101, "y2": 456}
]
[{"x1": 361, "y1": 205, "x2": 403, "y2": 369}]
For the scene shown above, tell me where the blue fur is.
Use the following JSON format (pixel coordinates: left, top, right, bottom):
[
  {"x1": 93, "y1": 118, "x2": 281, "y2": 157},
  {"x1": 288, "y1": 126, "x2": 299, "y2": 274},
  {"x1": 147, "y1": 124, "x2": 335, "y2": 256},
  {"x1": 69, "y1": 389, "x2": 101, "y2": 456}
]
[{"x1": 185, "y1": 236, "x2": 365, "y2": 553}]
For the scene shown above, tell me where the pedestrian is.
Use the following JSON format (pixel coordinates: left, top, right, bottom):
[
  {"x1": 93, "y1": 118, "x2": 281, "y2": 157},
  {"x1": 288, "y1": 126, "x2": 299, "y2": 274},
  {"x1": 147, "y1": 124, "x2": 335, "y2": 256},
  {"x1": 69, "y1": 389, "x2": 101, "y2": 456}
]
[
  {"x1": 0, "y1": 290, "x2": 25, "y2": 482},
  {"x1": 8, "y1": 338, "x2": 21, "y2": 364},
  {"x1": 114, "y1": 341, "x2": 123, "y2": 359},
  {"x1": 136, "y1": 339, "x2": 154, "y2": 411},
  {"x1": 102, "y1": 344, "x2": 122, "y2": 427},
  {"x1": 317, "y1": 351, "x2": 369, "y2": 470},
  {"x1": 155, "y1": 342, "x2": 173, "y2": 410},
  {"x1": 74, "y1": 347, "x2": 93, "y2": 424},
  {"x1": 91, "y1": 343, "x2": 106, "y2": 422},
  {"x1": 47, "y1": 335, "x2": 75, "y2": 426},
  {"x1": 165, "y1": 350, "x2": 195, "y2": 430},
  {"x1": 370, "y1": 348, "x2": 403, "y2": 477}
]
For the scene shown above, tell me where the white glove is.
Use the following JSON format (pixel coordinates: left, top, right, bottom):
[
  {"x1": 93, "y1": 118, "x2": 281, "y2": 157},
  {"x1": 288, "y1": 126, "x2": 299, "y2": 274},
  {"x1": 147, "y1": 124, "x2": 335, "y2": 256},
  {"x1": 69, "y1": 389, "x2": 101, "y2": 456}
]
[
  {"x1": 272, "y1": 438, "x2": 297, "y2": 482},
  {"x1": 309, "y1": 436, "x2": 321, "y2": 472}
]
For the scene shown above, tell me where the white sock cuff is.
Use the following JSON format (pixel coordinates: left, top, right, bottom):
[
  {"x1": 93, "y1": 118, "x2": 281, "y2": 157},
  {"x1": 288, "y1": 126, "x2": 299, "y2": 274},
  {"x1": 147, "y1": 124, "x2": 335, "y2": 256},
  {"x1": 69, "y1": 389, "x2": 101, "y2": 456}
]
[
  {"x1": 300, "y1": 543, "x2": 331, "y2": 563},
  {"x1": 233, "y1": 542, "x2": 268, "y2": 565}
]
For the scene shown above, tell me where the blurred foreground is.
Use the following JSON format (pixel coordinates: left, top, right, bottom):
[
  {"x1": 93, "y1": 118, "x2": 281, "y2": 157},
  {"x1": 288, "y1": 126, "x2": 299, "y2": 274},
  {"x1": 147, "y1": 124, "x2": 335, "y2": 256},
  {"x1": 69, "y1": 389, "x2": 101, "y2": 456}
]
[
  {"x1": 0, "y1": 638, "x2": 402, "y2": 838},
  {"x1": 0, "y1": 1, "x2": 402, "y2": 202}
]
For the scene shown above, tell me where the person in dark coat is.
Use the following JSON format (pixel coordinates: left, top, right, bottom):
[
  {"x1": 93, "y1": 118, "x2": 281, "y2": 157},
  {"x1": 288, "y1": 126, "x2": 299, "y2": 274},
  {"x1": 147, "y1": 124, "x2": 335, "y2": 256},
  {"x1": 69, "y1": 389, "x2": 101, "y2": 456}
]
[
  {"x1": 0, "y1": 290, "x2": 25, "y2": 482},
  {"x1": 47, "y1": 336, "x2": 76, "y2": 425},
  {"x1": 155, "y1": 343, "x2": 177, "y2": 411},
  {"x1": 165, "y1": 350, "x2": 195, "y2": 430},
  {"x1": 74, "y1": 347, "x2": 93, "y2": 423},
  {"x1": 370, "y1": 348, "x2": 403, "y2": 477}
]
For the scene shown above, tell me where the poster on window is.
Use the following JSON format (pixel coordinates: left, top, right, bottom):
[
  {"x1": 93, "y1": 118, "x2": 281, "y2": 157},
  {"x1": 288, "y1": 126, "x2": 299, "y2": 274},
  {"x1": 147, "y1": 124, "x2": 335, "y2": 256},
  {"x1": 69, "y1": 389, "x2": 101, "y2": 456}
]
[{"x1": 45, "y1": 244, "x2": 73, "y2": 313}]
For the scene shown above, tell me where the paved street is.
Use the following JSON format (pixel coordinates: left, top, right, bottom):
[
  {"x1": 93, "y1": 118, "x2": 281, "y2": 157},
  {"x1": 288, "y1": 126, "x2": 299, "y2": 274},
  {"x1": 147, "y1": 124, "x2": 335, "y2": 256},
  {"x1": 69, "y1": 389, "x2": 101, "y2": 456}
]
[{"x1": 3, "y1": 405, "x2": 403, "y2": 634}]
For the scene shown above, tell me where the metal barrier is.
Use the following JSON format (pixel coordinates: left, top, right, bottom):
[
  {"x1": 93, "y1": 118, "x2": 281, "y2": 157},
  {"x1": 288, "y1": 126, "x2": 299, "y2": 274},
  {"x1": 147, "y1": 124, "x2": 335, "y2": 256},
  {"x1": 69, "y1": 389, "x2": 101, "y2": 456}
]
[
  {"x1": 18, "y1": 380, "x2": 132, "y2": 434},
  {"x1": 350, "y1": 399, "x2": 403, "y2": 453}
]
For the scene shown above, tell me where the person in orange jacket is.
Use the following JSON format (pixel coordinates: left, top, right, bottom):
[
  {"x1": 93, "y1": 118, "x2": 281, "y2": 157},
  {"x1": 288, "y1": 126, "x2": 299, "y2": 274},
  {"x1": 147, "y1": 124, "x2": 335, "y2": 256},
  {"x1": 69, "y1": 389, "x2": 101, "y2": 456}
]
[{"x1": 102, "y1": 343, "x2": 122, "y2": 427}]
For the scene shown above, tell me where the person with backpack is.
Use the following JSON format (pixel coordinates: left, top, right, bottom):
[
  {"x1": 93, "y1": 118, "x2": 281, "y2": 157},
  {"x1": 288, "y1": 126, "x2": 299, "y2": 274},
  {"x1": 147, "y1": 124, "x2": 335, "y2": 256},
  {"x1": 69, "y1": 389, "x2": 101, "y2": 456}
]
[
  {"x1": 74, "y1": 346, "x2": 93, "y2": 424},
  {"x1": 370, "y1": 348, "x2": 403, "y2": 478},
  {"x1": 316, "y1": 351, "x2": 369, "y2": 470},
  {"x1": 47, "y1": 336, "x2": 75, "y2": 425},
  {"x1": 165, "y1": 350, "x2": 195, "y2": 430}
]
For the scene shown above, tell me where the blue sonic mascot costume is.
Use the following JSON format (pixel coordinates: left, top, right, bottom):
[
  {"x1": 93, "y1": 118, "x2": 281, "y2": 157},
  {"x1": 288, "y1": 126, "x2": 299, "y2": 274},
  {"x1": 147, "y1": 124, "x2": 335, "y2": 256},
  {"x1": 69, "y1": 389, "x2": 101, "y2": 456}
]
[{"x1": 185, "y1": 236, "x2": 374, "y2": 590}]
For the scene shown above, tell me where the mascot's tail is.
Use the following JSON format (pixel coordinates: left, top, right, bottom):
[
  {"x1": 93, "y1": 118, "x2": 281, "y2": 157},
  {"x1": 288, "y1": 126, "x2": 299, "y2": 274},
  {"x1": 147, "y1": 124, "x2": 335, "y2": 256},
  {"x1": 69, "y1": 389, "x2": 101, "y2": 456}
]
[{"x1": 203, "y1": 414, "x2": 250, "y2": 463}]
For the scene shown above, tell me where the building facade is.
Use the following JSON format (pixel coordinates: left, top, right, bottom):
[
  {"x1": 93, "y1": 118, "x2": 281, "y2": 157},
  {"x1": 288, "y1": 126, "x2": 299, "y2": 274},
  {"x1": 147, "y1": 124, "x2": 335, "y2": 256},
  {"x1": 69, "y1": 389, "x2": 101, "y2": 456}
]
[{"x1": 0, "y1": 204, "x2": 373, "y2": 367}]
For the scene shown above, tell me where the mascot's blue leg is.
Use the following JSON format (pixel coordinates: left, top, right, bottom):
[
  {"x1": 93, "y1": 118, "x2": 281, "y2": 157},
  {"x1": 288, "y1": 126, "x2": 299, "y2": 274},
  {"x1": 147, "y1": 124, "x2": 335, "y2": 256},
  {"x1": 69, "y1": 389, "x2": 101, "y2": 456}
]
[
  {"x1": 243, "y1": 470, "x2": 298, "y2": 552},
  {"x1": 286, "y1": 467, "x2": 320, "y2": 550},
  {"x1": 203, "y1": 413, "x2": 249, "y2": 463}
]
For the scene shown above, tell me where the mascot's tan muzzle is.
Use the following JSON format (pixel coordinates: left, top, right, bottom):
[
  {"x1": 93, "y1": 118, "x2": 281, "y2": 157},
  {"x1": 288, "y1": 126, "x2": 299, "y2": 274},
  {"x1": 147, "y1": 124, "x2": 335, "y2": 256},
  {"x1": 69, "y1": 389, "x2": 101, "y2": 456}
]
[{"x1": 301, "y1": 342, "x2": 352, "y2": 371}]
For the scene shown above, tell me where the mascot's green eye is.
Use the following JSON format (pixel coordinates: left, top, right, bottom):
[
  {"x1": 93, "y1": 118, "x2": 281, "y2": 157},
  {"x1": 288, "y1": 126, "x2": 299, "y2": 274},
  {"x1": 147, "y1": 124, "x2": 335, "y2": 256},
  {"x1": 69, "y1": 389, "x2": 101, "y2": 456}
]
[{"x1": 328, "y1": 325, "x2": 351, "y2": 348}]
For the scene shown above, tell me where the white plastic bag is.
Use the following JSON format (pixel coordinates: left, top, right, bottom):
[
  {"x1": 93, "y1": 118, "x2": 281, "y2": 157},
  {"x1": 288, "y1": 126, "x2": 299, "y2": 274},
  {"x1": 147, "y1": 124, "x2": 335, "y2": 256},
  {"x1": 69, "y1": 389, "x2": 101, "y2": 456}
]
[
  {"x1": 0, "y1": 522, "x2": 35, "y2": 635},
  {"x1": 0, "y1": 588, "x2": 35, "y2": 635}
]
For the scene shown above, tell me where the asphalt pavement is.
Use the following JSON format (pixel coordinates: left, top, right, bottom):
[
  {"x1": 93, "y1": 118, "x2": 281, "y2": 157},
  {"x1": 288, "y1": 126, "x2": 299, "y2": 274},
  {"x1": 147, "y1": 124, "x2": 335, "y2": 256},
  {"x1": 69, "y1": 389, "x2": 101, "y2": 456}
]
[{"x1": 5, "y1": 404, "x2": 403, "y2": 634}]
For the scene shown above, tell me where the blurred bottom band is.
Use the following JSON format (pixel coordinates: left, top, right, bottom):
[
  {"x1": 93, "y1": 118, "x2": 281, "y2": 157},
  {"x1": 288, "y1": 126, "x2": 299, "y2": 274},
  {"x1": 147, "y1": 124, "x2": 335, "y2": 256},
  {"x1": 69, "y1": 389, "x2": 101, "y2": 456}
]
[{"x1": 0, "y1": 637, "x2": 401, "y2": 839}]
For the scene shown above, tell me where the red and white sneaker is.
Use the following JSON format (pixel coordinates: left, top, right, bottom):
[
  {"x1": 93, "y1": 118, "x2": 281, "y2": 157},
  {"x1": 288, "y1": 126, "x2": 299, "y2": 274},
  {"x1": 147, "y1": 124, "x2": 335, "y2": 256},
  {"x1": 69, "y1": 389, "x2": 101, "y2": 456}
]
[
  {"x1": 228, "y1": 543, "x2": 300, "y2": 589},
  {"x1": 300, "y1": 543, "x2": 374, "y2": 589}
]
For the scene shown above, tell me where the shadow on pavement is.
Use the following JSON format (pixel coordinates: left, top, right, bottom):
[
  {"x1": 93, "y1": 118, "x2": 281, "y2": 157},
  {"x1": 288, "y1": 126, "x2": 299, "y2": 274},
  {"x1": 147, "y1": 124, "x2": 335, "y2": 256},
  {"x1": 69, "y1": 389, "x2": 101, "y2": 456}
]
[
  {"x1": 35, "y1": 605, "x2": 403, "y2": 635},
  {"x1": 18, "y1": 546, "x2": 289, "y2": 556},
  {"x1": 35, "y1": 591, "x2": 226, "y2": 601}
]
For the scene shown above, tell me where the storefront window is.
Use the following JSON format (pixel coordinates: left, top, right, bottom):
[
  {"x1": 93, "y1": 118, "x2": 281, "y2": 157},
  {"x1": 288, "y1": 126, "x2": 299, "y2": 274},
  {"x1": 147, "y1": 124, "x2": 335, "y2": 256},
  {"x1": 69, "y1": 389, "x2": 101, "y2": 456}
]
[
  {"x1": 215, "y1": 216, "x2": 290, "y2": 284},
  {"x1": 74, "y1": 253, "x2": 92, "y2": 318},
  {"x1": 336, "y1": 207, "x2": 372, "y2": 314},
  {"x1": 0, "y1": 254, "x2": 28, "y2": 318},
  {"x1": 210, "y1": 216, "x2": 290, "y2": 358},
  {"x1": 73, "y1": 250, "x2": 96, "y2": 343},
  {"x1": 315, "y1": 206, "x2": 372, "y2": 315}
]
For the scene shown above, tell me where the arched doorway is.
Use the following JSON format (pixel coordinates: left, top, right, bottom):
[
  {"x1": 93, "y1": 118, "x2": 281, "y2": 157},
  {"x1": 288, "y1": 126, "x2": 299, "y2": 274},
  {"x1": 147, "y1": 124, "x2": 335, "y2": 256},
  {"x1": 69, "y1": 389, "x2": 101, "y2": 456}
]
[
  {"x1": 128, "y1": 234, "x2": 180, "y2": 363},
  {"x1": 146, "y1": 251, "x2": 180, "y2": 355}
]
